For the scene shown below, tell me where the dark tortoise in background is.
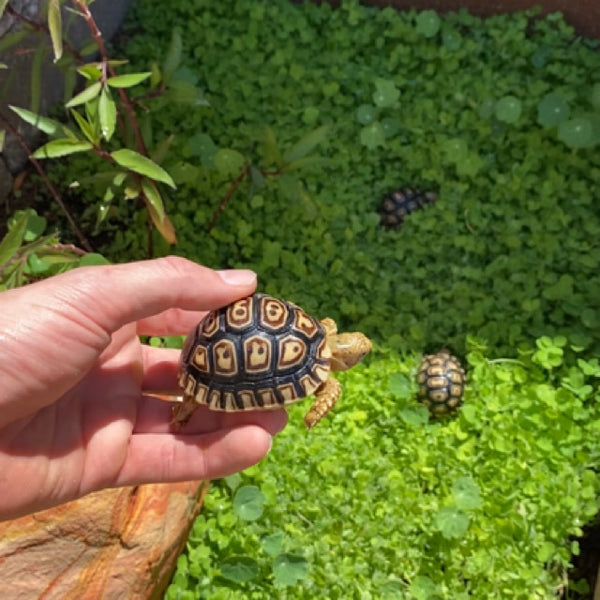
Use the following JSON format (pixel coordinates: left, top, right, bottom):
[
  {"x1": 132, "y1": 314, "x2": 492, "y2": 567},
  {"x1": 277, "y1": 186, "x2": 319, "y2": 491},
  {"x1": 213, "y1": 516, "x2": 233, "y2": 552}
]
[
  {"x1": 174, "y1": 293, "x2": 372, "y2": 429},
  {"x1": 417, "y1": 350, "x2": 466, "y2": 416},
  {"x1": 378, "y1": 187, "x2": 438, "y2": 230}
]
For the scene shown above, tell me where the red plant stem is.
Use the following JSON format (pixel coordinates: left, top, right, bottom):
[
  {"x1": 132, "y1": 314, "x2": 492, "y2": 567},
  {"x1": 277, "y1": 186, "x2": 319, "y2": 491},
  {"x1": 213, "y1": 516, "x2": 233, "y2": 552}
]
[
  {"x1": 48, "y1": 243, "x2": 88, "y2": 255},
  {"x1": 206, "y1": 166, "x2": 286, "y2": 233},
  {"x1": 0, "y1": 113, "x2": 93, "y2": 252},
  {"x1": 207, "y1": 166, "x2": 250, "y2": 233}
]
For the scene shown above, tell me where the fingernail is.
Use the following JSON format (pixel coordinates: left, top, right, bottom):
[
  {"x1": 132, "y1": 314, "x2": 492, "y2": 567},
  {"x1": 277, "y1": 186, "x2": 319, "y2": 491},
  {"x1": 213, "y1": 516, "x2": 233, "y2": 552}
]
[{"x1": 217, "y1": 269, "x2": 257, "y2": 286}]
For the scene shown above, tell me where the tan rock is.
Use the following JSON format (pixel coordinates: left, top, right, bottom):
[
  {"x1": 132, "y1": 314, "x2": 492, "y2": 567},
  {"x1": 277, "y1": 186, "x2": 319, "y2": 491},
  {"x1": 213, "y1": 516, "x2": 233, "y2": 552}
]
[{"x1": 0, "y1": 481, "x2": 208, "y2": 600}]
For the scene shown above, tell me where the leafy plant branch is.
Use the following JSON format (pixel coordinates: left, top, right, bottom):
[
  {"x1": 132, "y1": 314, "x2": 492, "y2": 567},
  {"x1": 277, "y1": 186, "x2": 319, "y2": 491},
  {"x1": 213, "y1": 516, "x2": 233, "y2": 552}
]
[
  {"x1": 0, "y1": 111, "x2": 92, "y2": 251},
  {"x1": 2, "y1": 1, "x2": 82, "y2": 62},
  {"x1": 0, "y1": 207, "x2": 107, "y2": 290},
  {"x1": 0, "y1": 0, "x2": 184, "y2": 253},
  {"x1": 70, "y1": 0, "x2": 147, "y2": 156}
]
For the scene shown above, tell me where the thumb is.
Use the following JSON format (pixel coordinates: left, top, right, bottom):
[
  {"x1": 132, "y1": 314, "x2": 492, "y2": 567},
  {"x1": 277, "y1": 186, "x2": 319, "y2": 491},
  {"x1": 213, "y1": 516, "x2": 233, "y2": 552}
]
[{"x1": 63, "y1": 256, "x2": 257, "y2": 334}]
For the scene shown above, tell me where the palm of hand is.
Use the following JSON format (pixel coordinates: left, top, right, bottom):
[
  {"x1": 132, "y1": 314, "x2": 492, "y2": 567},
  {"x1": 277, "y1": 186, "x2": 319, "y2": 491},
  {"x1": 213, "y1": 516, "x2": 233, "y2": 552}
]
[{"x1": 0, "y1": 259, "x2": 287, "y2": 521}]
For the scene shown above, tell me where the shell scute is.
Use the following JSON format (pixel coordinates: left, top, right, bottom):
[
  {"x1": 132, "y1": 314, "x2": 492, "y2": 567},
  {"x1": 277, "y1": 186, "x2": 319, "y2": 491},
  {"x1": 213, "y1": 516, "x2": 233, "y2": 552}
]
[{"x1": 243, "y1": 335, "x2": 272, "y2": 373}]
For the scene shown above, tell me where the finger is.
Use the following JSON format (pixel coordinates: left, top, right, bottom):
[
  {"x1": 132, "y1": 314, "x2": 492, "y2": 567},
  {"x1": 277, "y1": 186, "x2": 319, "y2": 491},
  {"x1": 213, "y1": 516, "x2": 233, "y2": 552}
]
[
  {"x1": 56, "y1": 257, "x2": 257, "y2": 335},
  {"x1": 114, "y1": 425, "x2": 273, "y2": 486},
  {"x1": 136, "y1": 308, "x2": 207, "y2": 336},
  {"x1": 134, "y1": 394, "x2": 289, "y2": 435}
]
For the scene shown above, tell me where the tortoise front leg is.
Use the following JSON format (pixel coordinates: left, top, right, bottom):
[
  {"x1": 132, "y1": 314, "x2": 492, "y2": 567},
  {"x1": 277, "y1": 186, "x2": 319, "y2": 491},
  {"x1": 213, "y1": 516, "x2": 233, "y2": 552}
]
[
  {"x1": 319, "y1": 317, "x2": 338, "y2": 336},
  {"x1": 304, "y1": 375, "x2": 342, "y2": 430}
]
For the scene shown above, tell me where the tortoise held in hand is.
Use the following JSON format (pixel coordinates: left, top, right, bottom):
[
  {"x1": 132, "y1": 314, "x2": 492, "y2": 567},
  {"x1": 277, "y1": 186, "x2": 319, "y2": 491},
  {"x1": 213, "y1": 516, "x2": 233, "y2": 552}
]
[{"x1": 174, "y1": 293, "x2": 372, "y2": 429}]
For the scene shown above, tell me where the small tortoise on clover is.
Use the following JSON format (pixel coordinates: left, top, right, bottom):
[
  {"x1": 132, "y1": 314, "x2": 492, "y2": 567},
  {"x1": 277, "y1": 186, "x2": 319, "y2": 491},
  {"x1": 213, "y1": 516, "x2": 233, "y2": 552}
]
[
  {"x1": 173, "y1": 293, "x2": 372, "y2": 429},
  {"x1": 417, "y1": 350, "x2": 465, "y2": 417},
  {"x1": 378, "y1": 187, "x2": 438, "y2": 230}
]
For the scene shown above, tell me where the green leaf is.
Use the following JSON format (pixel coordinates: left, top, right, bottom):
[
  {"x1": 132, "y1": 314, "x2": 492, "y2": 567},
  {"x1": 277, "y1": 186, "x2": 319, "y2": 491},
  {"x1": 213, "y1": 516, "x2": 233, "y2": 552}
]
[
  {"x1": 47, "y1": 0, "x2": 63, "y2": 62},
  {"x1": 79, "y1": 41, "x2": 98, "y2": 58},
  {"x1": 98, "y1": 86, "x2": 117, "y2": 141},
  {"x1": 62, "y1": 59, "x2": 77, "y2": 104},
  {"x1": 85, "y1": 94, "x2": 100, "y2": 132},
  {"x1": 142, "y1": 178, "x2": 177, "y2": 245},
  {"x1": 106, "y1": 72, "x2": 152, "y2": 88},
  {"x1": 76, "y1": 64, "x2": 103, "y2": 81},
  {"x1": 110, "y1": 149, "x2": 176, "y2": 188},
  {"x1": 0, "y1": 212, "x2": 28, "y2": 265},
  {"x1": 399, "y1": 406, "x2": 429, "y2": 427},
  {"x1": 27, "y1": 252, "x2": 52, "y2": 275},
  {"x1": 451, "y1": 476, "x2": 482, "y2": 511},
  {"x1": 219, "y1": 556, "x2": 259, "y2": 583},
  {"x1": 415, "y1": 10, "x2": 441, "y2": 37},
  {"x1": 0, "y1": 30, "x2": 27, "y2": 55},
  {"x1": 360, "y1": 121, "x2": 386, "y2": 149},
  {"x1": 250, "y1": 165, "x2": 266, "y2": 187},
  {"x1": 434, "y1": 506, "x2": 470, "y2": 539},
  {"x1": 388, "y1": 372, "x2": 412, "y2": 398},
  {"x1": 0, "y1": 129, "x2": 5, "y2": 152},
  {"x1": 23, "y1": 211, "x2": 47, "y2": 241},
  {"x1": 9, "y1": 105, "x2": 73, "y2": 137},
  {"x1": 233, "y1": 485, "x2": 266, "y2": 521},
  {"x1": 223, "y1": 473, "x2": 242, "y2": 492},
  {"x1": 79, "y1": 253, "x2": 110, "y2": 266},
  {"x1": 150, "y1": 61, "x2": 161, "y2": 88},
  {"x1": 262, "y1": 240, "x2": 282, "y2": 268},
  {"x1": 259, "y1": 125, "x2": 282, "y2": 166},
  {"x1": 410, "y1": 575, "x2": 438, "y2": 600},
  {"x1": 0, "y1": 0, "x2": 9, "y2": 18},
  {"x1": 282, "y1": 124, "x2": 329, "y2": 164},
  {"x1": 542, "y1": 274, "x2": 574, "y2": 301},
  {"x1": 65, "y1": 81, "x2": 102, "y2": 108},
  {"x1": 186, "y1": 133, "x2": 217, "y2": 165},
  {"x1": 164, "y1": 80, "x2": 209, "y2": 106},
  {"x1": 410, "y1": 575, "x2": 437, "y2": 600},
  {"x1": 536, "y1": 541, "x2": 556, "y2": 563},
  {"x1": 372, "y1": 78, "x2": 400, "y2": 108},
  {"x1": 162, "y1": 28, "x2": 183, "y2": 83},
  {"x1": 214, "y1": 148, "x2": 246, "y2": 178},
  {"x1": 282, "y1": 155, "x2": 329, "y2": 172},
  {"x1": 31, "y1": 138, "x2": 93, "y2": 158},
  {"x1": 261, "y1": 531, "x2": 285, "y2": 557},
  {"x1": 70, "y1": 109, "x2": 99, "y2": 145},
  {"x1": 557, "y1": 117, "x2": 595, "y2": 149},
  {"x1": 150, "y1": 134, "x2": 175, "y2": 165},
  {"x1": 272, "y1": 553, "x2": 309, "y2": 586},
  {"x1": 141, "y1": 177, "x2": 165, "y2": 221}
]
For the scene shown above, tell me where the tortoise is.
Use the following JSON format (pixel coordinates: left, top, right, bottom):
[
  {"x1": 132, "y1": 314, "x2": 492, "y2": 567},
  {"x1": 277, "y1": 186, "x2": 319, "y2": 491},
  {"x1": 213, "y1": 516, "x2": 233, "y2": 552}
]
[
  {"x1": 378, "y1": 187, "x2": 438, "y2": 230},
  {"x1": 173, "y1": 293, "x2": 372, "y2": 429},
  {"x1": 417, "y1": 350, "x2": 465, "y2": 416}
]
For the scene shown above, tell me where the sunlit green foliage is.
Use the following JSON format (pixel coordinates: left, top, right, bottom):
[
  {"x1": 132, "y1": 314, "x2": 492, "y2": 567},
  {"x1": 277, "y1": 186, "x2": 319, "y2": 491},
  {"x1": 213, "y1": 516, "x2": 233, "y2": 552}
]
[
  {"x1": 0, "y1": 209, "x2": 108, "y2": 290},
  {"x1": 166, "y1": 343, "x2": 600, "y2": 598},
  {"x1": 67, "y1": 0, "x2": 600, "y2": 357}
]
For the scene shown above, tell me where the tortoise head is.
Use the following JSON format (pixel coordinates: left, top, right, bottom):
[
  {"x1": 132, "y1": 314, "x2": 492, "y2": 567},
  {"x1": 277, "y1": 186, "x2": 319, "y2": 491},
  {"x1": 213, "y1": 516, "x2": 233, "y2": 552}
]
[{"x1": 327, "y1": 331, "x2": 372, "y2": 372}]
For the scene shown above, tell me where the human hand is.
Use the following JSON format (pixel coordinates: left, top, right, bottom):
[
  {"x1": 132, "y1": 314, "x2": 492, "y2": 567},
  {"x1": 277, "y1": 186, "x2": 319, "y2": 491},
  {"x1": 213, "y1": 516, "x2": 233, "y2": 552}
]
[{"x1": 0, "y1": 257, "x2": 288, "y2": 521}]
